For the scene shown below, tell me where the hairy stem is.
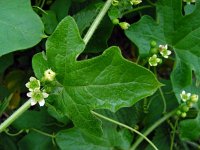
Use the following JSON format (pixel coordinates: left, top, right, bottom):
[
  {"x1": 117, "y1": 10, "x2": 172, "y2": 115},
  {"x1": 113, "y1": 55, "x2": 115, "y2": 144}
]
[
  {"x1": 83, "y1": 0, "x2": 112, "y2": 45},
  {"x1": 0, "y1": 99, "x2": 31, "y2": 133},
  {"x1": 91, "y1": 110, "x2": 158, "y2": 150},
  {"x1": 130, "y1": 109, "x2": 176, "y2": 150}
]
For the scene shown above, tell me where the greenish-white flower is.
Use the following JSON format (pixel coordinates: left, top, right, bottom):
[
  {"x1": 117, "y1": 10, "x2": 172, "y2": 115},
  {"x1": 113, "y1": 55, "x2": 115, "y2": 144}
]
[
  {"x1": 27, "y1": 89, "x2": 49, "y2": 106},
  {"x1": 148, "y1": 54, "x2": 161, "y2": 66},
  {"x1": 159, "y1": 44, "x2": 171, "y2": 58},
  {"x1": 119, "y1": 22, "x2": 130, "y2": 30},
  {"x1": 25, "y1": 77, "x2": 40, "y2": 91},
  {"x1": 130, "y1": 0, "x2": 142, "y2": 5},
  {"x1": 44, "y1": 69, "x2": 56, "y2": 81},
  {"x1": 180, "y1": 90, "x2": 191, "y2": 102}
]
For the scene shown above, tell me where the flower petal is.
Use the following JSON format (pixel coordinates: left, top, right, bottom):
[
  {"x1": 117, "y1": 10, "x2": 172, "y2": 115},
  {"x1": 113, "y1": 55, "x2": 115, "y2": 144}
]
[
  {"x1": 27, "y1": 92, "x2": 32, "y2": 97},
  {"x1": 30, "y1": 99, "x2": 37, "y2": 106},
  {"x1": 42, "y1": 92, "x2": 49, "y2": 98},
  {"x1": 39, "y1": 99, "x2": 45, "y2": 106}
]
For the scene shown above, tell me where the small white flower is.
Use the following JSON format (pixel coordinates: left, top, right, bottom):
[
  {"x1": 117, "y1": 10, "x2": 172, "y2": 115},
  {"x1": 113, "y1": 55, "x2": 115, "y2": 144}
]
[
  {"x1": 148, "y1": 54, "x2": 162, "y2": 66},
  {"x1": 130, "y1": 0, "x2": 142, "y2": 5},
  {"x1": 44, "y1": 69, "x2": 56, "y2": 81},
  {"x1": 180, "y1": 90, "x2": 191, "y2": 102},
  {"x1": 25, "y1": 77, "x2": 40, "y2": 91},
  {"x1": 27, "y1": 89, "x2": 49, "y2": 106},
  {"x1": 159, "y1": 44, "x2": 171, "y2": 58}
]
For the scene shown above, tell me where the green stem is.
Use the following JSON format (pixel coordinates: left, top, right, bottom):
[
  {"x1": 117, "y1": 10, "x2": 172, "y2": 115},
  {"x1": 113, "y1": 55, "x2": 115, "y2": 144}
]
[
  {"x1": 147, "y1": 0, "x2": 156, "y2": 6},
  {"x1": 153, "y1": 67, "x2": 166, "y2": 114},
  {"x1": 0, "y1": 100, "x2": 31, "y2": 133},
  {"x1": 170, "y1": 118, "x2": 179, "y2": 150},
  {"x1": 91, "y1": 110, "x2": 158, "y2": 150},
  {"x1": 5, "y1": 129, "x2": 24, "y2": 136},
  {"x1": 123, "y1": 5, "x2": 153, "y2": 16},
  {"x1": 159, "y1": 87, "x2": 167, "y2": 114},
  {"x1": 83, "y1": 0, "x2": 112, "y2": 45},
  {"x1": 40, "y1": 0, "x2": 46, "y2": 8},
  {"x1": 31, "y1": 128, "x2": 55, "y2": 138},
  {"x1": 130, "y1": 110, "x2": 176, "y2": 150}
]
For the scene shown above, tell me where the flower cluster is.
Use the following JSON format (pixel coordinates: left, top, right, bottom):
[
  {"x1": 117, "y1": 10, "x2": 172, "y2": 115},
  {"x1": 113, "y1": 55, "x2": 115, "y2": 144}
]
[
  {"x1": 148, "y1": 41, "x2": 172, "y2": 66},
  {"x1": 25, "y1": 69, "x2": 56, "y2": 107},
  {"x1": 176, "y1": 90, "x2": 199, "y2": 118}
]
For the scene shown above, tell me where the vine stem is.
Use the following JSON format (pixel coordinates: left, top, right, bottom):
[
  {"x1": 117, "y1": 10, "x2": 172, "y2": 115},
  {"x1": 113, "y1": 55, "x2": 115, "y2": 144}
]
[
  {"x1": 31, "y1": 128, "x2": 55, "y2": 138},
  {"x1": 91, "y1": 110, "x2": 158, "y2": 150},
  {"x1": 130, "y1": 109, "x2": 176, "y2": 150},
  {"x1": 153, "y1": 67, "x2": 166, "y2": 114},
  {"x1": 83, "y1": 0, "x2": 112, "y2": 45},
  {"x1": 0, "y1": 99, "x2": 31, "y2": 133},
  {"x1": 123, "y1": 5, "x2": 153, "y2": 16},
  {"x1": 170, "y1": 118, "x2": 179, "y2": 150}
]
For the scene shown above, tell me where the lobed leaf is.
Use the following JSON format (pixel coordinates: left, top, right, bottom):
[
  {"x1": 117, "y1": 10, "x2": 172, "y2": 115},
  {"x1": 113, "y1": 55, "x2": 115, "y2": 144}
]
[{"x1": 33, "y1": 16, "x2": 161, "y2": 136}]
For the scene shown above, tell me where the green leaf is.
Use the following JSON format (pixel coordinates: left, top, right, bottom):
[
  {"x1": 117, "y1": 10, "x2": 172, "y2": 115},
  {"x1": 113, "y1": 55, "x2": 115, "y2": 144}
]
[
  {"x1": 145, "y1": 126, "x2": 170, "y2": 150},
  {"x1": 18, "y1": 132, "x2": 53, "y2": 150},
  {"x1": 33, "y1": 16, "x2": 160, "y2": 136},
  {"x1": 0, "y1": 54, "x2": 13, "y2": 74},
  {"x1": 50, "y1": 0, "x2": 71, "y2": 22},
  {"x1": 0, "y1": 133, "x2": 17, "y2": 150},
  {"x1": 32, "y1": 52, "x2": 48, "y2": 79},
  {"x1": 56, "y1": 125, "x2": 132, "y2": 150},
  {"x1": 41, "y1": 10, "x2": 58, "y2": 34},
  {"x1": 125, "y1": 0, "x2": 200, "y2": 99},
  {"x1": 56, "y1": 128, "x2": 110, "y2": 150},
  {"x1": 85, "y1": 15, "x2": 113, "y2": 53},
  {"x1": 12, "y1": 110, "x2": 54, "y2": 130},
  {"x1": 0, "y1": 0, "x2": 44, "y2": 56},
  {"x1": 179, "y1": 114, "x2": 200, "y2": 141},
  {"x1": 73, "y1": 2, "x2": 103, "y2": 35}
]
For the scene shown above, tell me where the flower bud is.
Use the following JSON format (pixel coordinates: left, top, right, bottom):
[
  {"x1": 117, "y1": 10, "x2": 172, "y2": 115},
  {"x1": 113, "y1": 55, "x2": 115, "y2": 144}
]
[
  {"x1": 181, "y1": 105, "x2": 189, "y2": 112},
  {"x1": 149, "y1": 47, "x2": 158, "y2": 55},
  {"x1": 181, "y1": 112, "x2": 187, "y2": 118},
  {"x1": 112, "y1": 18, "x2": 119, "y2": 25},
  {"x1": 150, "y1": 41, "x2": 157, "y2": 48},
  {"x1": 190, "y1": 94, "x2": 199, "y2": 103},
  {"x1": 119, "y1": 22, "x2": 130, "y2": 30},
  {"x1": 44, "y1": 69, "x2": 56, "y2": 81},
  {"x1": 176, "y1": 110, "x2": 181, "y2": 116}
]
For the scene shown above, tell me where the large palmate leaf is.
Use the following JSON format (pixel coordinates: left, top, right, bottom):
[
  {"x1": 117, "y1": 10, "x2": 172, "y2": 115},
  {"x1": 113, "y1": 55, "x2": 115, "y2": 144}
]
[
  {"x1": 0, "y1": 0, "x2": 44, "y2": 56},
  {"x1": 125, "y1": 0, "x2": 200, "y2": 98},
  {"x1": 33, "y1": 16, "x2": 160, "y2": 136}
]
